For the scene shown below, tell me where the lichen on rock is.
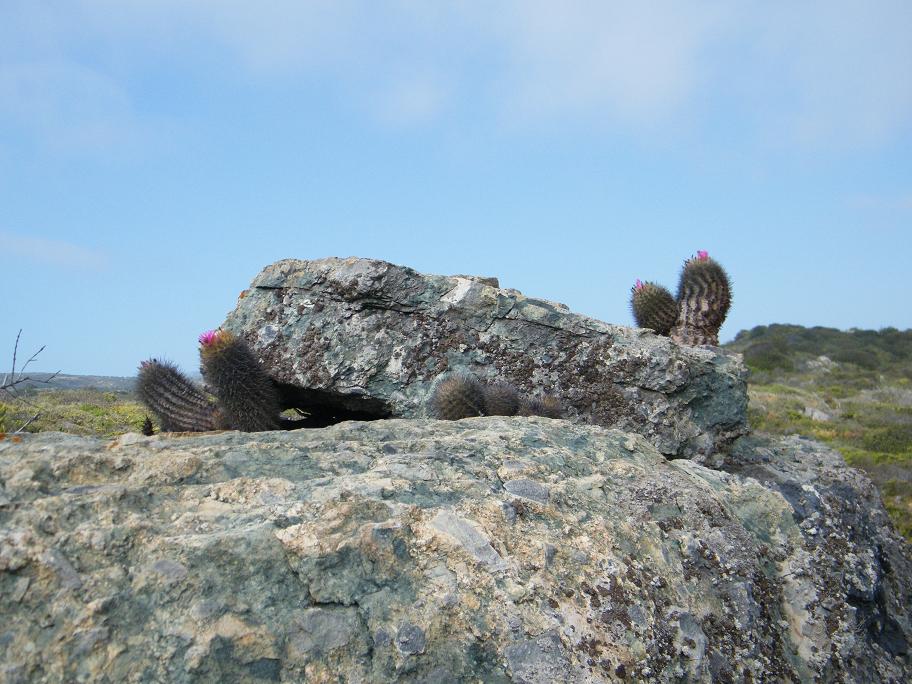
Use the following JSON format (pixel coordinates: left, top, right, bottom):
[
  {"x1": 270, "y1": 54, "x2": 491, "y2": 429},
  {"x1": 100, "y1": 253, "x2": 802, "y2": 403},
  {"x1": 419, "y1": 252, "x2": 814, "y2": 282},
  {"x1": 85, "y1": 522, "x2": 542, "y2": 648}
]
[
  {"x1": 223, "y1": 257, "x2": 748, "y2": 461},
  {"x1": 1, "y1": 421, "x2": 909, "y2": 681}
]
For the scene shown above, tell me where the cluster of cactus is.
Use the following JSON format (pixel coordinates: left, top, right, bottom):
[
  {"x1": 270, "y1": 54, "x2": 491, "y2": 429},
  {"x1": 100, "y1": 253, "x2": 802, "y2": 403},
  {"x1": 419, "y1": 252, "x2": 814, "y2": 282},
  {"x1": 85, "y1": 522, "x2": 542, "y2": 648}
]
[
  {"x1": 137, "y1": 331, "x2": 567, "y2": 434},
  {"x1": 427, "y1": 372, "x2": 564, "y2": 420},
  {"x1": 630, "y1": 250, "x2": 732, "y2": 346},
  {"x1": 137, "y1": 330, "x2": 280, "y2": 433}
]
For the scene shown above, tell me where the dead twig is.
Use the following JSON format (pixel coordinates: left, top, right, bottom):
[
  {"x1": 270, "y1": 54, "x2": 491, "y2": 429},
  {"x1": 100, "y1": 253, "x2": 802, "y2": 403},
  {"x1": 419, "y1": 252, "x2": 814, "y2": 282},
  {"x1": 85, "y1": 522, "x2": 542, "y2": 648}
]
[
  {"x1": 14, "y1": 412, "x2": 41, "y2": 434},
  {"x1": 1, "y1": 329, "x2": 59, "y2": 433},
  {"x1": 1, "y1": 329, "x2": 59, "y2": 396}
]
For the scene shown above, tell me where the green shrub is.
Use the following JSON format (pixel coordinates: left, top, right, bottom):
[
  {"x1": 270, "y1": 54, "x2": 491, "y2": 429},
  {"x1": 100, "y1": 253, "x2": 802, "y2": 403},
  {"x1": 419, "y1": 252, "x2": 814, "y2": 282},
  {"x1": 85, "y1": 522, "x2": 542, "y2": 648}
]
[
  {"x1": 862, "y1": 425, "x2": 912, "y2": 454},
  {"x1": 744, "y1": 344, "x2": 794, "y2": 371},
  {"x1": 831, "y1": 348, "x2": 880, "y2": 369},
  {"x1": 822, "y1": 385, "x2": 857, "y2": 399},
  {"x1": 880, "y1": 480, "x2": 912, "y2": 540}
]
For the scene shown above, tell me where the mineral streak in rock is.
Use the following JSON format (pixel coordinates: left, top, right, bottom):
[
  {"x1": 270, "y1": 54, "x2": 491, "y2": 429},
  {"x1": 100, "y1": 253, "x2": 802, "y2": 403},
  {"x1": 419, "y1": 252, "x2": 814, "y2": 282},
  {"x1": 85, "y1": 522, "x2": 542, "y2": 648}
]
[
  {"x1": 1, "y1": 422, "x2": 909, "y2": 681},
  {"x1": 223, "y1": 257, "x2": 748, "y2": 461}
]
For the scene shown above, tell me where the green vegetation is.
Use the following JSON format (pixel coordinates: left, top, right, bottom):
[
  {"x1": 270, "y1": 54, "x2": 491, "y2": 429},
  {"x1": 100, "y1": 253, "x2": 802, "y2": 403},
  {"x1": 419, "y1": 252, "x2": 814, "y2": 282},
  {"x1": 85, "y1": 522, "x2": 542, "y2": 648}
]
[
  {"x1": 0, "y1": 388, "x2": 149, "y2": 437},
  {"x1": 728, "y1": 324, "x2": 912, "y2": 380},
  {"x1": 727, "y1": 324, "x2": 912, "y2": 541}
]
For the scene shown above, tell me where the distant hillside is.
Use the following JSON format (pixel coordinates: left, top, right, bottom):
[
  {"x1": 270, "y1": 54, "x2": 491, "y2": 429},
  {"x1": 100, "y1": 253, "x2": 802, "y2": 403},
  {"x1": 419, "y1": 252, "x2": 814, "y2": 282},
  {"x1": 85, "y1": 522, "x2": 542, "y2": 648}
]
[
  {"x1": 10, "y1": 373, "x2": 136, "y2": 393},
  {"x1": 725, "y1": 324, "x2": 912, "y2": 540},
  {"x1": 725, "y1": 323, "x2": 912, "y2": 382}
]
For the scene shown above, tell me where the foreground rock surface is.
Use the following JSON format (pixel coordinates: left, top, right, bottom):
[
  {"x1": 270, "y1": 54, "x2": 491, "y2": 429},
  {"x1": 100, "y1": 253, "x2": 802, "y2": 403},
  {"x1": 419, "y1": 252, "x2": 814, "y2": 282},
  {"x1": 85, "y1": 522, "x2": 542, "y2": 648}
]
[
  {"x1": 222, "y1": 257, "x2": 747, "y2": 460},
  {"x1": 2, "y1": 422, "x2": 910, "y2": 682}
]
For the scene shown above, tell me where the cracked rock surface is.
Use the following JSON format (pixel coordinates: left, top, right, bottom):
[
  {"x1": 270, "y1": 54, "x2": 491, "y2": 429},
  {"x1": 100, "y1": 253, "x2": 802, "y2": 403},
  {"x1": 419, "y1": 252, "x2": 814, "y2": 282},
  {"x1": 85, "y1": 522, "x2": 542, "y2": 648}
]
[
  {"x1": 2, "y1": 422, "x2": 909, "y2": 682},
  {"x1": 222, "y1": 257, "x2": 747, "y2": 461}
]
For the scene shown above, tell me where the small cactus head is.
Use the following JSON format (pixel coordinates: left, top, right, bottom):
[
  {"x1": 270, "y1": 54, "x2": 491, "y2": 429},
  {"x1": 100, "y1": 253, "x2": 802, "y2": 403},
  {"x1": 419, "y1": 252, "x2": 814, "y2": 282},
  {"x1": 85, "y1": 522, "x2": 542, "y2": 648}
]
[
  {"x1": 518, "y1": 394, "x2": 564, "y2": 419},
  {"x1": 136, "y1": 358, "x2": 217, "y2": 432},
  {"x1": 427, "y1": 373, "x2": 487, "y2": 420},
  {"x1": 630, "y1": 280, "x2": 678, "y2": 336},
  {"x1": 671, "y1": 250, "x2": 732, "y2": 346},
  {"x1": 198, "y1": 330, "x2": 280, "y2": 432},
  {"x1": 199, "y1": 329, "x2": 233, "y2": 352},
  {"x1": 484, "y1": 381, "x2": 521, "y2": 416}
]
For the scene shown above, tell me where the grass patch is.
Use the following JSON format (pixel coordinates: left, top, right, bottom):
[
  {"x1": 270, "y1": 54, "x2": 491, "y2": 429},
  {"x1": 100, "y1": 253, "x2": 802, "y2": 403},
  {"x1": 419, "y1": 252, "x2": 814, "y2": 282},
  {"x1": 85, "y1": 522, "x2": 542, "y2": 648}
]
[
  {"x1": 861, "y1": 425, "x2": 912, "y2": 454},
  {"x1": 881, "y1": 480, "x2": 912, "y2": 540},
  {"x1": 730, "y1": 325, "x2": 912, "y2": 541},
  {"x1": 0, "y1": 388, "x2": 149, "y2": 437},
  {"x1": 746, "y1": 379, "x2": 912, "y2": 542}
]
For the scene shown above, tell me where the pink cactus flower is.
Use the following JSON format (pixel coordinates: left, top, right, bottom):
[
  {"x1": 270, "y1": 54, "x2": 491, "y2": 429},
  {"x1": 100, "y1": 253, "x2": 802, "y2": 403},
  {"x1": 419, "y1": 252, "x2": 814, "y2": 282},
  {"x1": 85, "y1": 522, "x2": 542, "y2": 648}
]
[
  {"x1": 696, "y1": 250, "x2": 709, "y2": 260},
  {"x1": 199, "y1": 330, "x2": 219, "y2": 347},
  {"x1": 634, "y1": 279, "x2": 644, "y2": 291}
]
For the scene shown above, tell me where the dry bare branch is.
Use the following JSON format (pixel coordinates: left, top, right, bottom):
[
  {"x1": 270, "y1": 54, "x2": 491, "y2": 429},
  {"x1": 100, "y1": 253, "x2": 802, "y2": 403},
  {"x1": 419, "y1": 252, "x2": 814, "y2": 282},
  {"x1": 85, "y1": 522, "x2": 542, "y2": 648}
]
[
  {"x1": 2, "y1": 329, "x2": 59, "y2": 434},
  {"x1": 14, "y1": 411, "x2": 41, "y2": 434},
  {"x1": 1, "y1": 329, "x2": 59, "y2": 397}
]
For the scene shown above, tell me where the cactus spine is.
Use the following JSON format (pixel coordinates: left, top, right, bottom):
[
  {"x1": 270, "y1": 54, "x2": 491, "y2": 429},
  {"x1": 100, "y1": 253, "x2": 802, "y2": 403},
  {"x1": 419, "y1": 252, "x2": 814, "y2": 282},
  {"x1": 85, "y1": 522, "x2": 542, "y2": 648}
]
[
  {"x1": 199, "y1": 330, "x2": 281, "y2": 432},
  {"x1": 137, "y1": 330, "x2": 284, "y2": 433},
  {"x1": 518, "y1": 395, "x2": 563, "y2": 418},
  {"x1": 631, "y1": 250, "x2": 732, "y2": 347},
  {"x1": 669, "y1": 251, "x2": 732, "y2": 346},
  {"x1": 136, "y1": 359, "x2": 218, "y2": 432},
  {"x1": 484, "y1": 381, "x2": 522, "y2": 416},
  {"x1": 630, "y1": 280, "x2": 678, "y2": 335},
  {"x1": 428, "y1": 373, "x2": 564, "y2": 420},
  {"x1": 428, "y1": 373, "x2": 487, "y2": 420}
]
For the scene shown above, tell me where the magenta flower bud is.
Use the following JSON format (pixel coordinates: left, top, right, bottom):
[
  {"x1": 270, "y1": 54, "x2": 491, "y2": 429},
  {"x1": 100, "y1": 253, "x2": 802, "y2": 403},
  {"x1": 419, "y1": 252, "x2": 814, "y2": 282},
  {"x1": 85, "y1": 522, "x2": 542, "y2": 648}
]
[
  {"x1": 634, "y1": 279, "x2": 644, "y2": 290},
  {"x1": 199, "y1": 330, "x2": 219, "y2": 347},
  {"x1": 696, "y1": 250, "x2": 709, "y2": 260}
]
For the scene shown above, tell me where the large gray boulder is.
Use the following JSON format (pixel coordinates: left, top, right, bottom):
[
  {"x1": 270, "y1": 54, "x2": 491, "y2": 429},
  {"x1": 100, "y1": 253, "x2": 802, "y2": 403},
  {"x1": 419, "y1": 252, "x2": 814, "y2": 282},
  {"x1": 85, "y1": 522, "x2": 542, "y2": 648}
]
[
  {"x1": 222, "y1": 257, "x2": 747, "y2": 461},
  {"x1": 1, "y1": 423, "x2": 909, "y2": 682}
]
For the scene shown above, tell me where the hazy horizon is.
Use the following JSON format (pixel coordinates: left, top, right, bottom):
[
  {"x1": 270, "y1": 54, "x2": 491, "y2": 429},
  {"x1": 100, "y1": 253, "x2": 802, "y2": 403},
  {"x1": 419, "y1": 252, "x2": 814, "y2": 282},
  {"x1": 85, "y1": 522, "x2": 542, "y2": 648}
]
[
  {"x1": 12, "y1": 318, "x2": 911, "y2": 380},
  {"x1": 3, "y1": 2, "x2": 910, "y2": 376}
]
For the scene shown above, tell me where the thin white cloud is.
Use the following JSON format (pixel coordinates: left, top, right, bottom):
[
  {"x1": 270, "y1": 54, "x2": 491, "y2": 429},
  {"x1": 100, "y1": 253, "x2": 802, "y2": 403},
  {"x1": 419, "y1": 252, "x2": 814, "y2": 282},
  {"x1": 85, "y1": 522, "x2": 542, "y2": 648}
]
[
  {"x1": 0, "y1": 231, "x2": 108, "y2": 270},
  {"x1": 375, "y1": 75, "x2": 450, "y2": 125},
  {"x1": 0, "y1": 61, "x2": 143, "y2": 152},
  {"x1": 488, "y1": 1, "x2": 725, "y2": 124},
  {"x1": 1, "y1": 1, "x2": 910, "y2": 148},
  {"x1": 744, "y1": 0, "x2": 912, "y2": 148},
  {"x1": 848, "y1": 192, "x2": 912, "y2": 212}
]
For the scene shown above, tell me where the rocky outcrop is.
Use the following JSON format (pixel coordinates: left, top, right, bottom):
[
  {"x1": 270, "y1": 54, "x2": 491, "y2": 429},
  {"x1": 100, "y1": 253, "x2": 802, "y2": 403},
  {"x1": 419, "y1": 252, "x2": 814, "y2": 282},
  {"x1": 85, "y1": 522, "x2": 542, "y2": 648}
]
[
  {"x1": 221, "y1": 257, "x2": 747, "y2": 461},
  {"x1": 2, "y1": 423, "x2": 910, "y2": 682}
]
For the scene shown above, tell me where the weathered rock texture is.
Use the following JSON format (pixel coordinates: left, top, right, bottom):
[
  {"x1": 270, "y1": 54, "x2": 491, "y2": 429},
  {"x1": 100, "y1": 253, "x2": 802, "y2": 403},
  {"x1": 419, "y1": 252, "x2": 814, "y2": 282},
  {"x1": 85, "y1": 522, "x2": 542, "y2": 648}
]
[
  {"x1": 2, "y1": 423, "x2": 910, "y2": 682},
  {"x1": 221, "y1": 257, "x2": 747, "y2": 460}
]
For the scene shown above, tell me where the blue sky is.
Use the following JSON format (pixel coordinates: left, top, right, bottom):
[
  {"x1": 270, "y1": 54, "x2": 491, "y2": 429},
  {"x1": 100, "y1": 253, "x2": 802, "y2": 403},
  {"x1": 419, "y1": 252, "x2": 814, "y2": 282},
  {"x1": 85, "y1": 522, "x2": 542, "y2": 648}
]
[{"x1": 2, "y1": 1, "x2": 910, "y2": 376}]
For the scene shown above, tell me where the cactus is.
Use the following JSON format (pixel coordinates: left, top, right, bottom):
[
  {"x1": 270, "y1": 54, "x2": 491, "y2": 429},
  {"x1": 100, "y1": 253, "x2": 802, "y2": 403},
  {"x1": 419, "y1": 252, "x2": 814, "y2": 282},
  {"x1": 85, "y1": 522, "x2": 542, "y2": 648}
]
[
  {"x1": 141, "y1": 416, "x2": 154, "y2": 436},
  {"x1": 670, "y1": 250, "x2": 732, "y2": 346},
  {"x1": 518, "y1": 395, "x2": 564, "y2": 419},
  {"x1": 484, "y1": 381, "x2": 521, "y2": 416},
  {"x1": 629, "y1": 250, "x2": 732, "y2": 347},
  {"x1": 136, "y1": 330, "x2": 281, "y2": 433},
  {"x1": 428, "y1": 372, "x2": 564, "y2": 420},
  {"x1": 136, "y1": 359, "x2": 218, "y2": 432},
  {"x1": 198, "y1": 330, "x2": 281, "y2": 432},
  {"x1": 630, "y1": 279, "x2": 678, "y2": 335},
  {"x1": 428, "y1": 373, "x2": 487, "y2": 420}
]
